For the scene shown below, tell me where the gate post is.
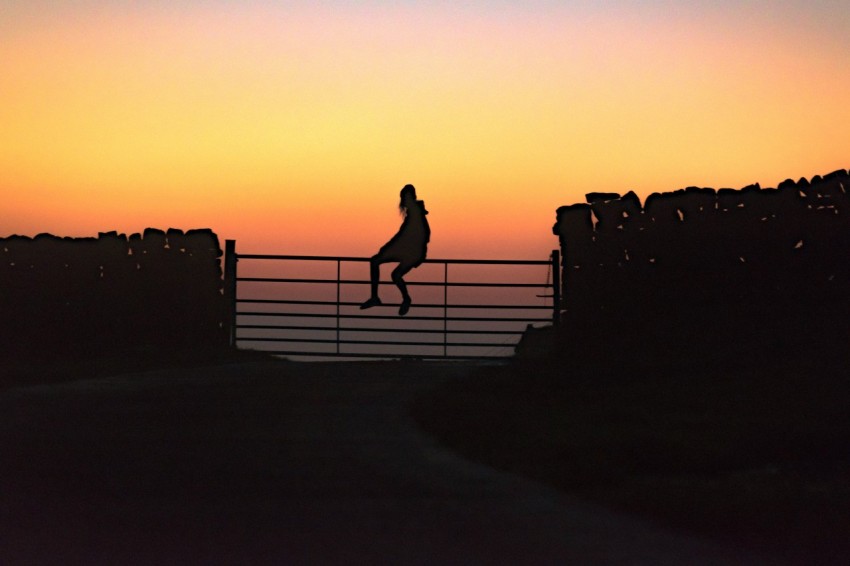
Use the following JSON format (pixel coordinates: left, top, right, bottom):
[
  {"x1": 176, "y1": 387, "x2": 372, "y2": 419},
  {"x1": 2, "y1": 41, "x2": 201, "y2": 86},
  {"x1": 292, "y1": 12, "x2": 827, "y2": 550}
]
[
  {"x1": 336, "y1": 259, "x2": 341, "y2": 355},
  {"x1": 443, "y1": 262, "x2": 448, "y2": 357},
  {"x1": 224, "y1": 239, "x2": 238, "y2": 348},
  {"x1": 551, "y1": 249, "x2": 561, "y2": 326}
]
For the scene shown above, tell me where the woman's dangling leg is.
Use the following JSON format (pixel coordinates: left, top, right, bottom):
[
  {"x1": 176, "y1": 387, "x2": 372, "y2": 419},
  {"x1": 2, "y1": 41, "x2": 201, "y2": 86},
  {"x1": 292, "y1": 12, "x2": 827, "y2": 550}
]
[
  {"x1": 391, "y1": 263, "x2": 414, "y2": 315},
  {"x1": 370, "y1": 257, "x2": 381, "y2": 299},
  {"x1": 360, "y1": 256, "x2": 384, "y2": 309}
]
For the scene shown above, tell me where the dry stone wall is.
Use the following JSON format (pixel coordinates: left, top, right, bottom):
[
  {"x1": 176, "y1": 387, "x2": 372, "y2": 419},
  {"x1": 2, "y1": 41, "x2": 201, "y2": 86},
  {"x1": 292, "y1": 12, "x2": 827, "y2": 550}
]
[
  {"x1": 1, "y1": 228, "x2": 226, "y2": 361},
  {"x1": 552, "y1": 169, "x2": 850, "y2": 351}
]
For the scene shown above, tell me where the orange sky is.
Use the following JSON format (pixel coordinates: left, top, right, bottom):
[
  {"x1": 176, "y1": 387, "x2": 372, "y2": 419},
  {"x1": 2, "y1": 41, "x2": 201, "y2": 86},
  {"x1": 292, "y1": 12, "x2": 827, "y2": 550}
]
[{"x1": 2, "y1": 1, "x2": 848, "y2": 259}]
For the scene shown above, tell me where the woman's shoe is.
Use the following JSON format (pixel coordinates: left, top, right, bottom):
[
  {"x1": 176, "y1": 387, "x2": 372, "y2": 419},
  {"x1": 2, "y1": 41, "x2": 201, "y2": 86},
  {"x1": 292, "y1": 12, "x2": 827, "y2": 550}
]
[
  {"x1": 360, "y1": 297, "x2": 382, "y2": 309},
  {"x1": 399, "y1": 297, "x2": 411, "y2": 316}
]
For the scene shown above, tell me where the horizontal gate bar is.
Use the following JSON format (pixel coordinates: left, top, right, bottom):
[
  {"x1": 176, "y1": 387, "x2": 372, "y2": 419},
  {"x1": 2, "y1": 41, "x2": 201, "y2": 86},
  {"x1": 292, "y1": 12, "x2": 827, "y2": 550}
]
[
  {"x1": 243, "y1": 349, "x2": 511, "y2": 360},
  {"x1": 236, "y1": 298, "x2": 552, "y2": 310},
  {"x1": 236, "y1": 253, "x2": 549, "y2": 265},
  {"x1": 237, "y1": 324, "x2": 527, "y2": 335},
  {"x1": 237, "y1": 337, "x2": 513, "y2": 347},
  {"x1": 236, "y1": 277, "x2": 548, "y2": 288},
  {"x1": 237, "y1": 311, "x2": 550, "y2": 322}
]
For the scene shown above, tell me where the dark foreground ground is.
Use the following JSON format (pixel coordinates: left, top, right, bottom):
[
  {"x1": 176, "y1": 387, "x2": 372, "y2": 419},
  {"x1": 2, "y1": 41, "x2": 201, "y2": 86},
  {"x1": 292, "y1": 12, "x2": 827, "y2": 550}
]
[
  {"x1": 413, "y1": 326, "x2": 850, "y2": 566},
  {"x1": 1, "y1": 357, "x2": 764, "y2": 565}
]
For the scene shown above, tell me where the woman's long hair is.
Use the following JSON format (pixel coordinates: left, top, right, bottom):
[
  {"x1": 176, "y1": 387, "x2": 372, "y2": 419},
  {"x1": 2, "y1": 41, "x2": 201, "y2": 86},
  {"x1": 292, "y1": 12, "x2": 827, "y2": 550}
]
[{"x1": 399, "y1": 184, "x2": 417, "y2": 216}]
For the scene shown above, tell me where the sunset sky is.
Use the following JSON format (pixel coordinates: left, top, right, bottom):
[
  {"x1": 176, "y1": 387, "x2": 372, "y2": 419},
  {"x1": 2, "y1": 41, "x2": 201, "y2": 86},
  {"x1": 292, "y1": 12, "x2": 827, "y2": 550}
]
[{"x1": 2, "y1": 0, "x2": 848, "y2": 259}]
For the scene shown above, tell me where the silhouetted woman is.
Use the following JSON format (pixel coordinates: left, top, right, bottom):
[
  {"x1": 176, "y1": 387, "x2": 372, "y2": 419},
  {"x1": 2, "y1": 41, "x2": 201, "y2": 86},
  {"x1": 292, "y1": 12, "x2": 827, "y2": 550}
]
[{"x1": 360, "y1": 184, "x2": 430, "y2": 316}]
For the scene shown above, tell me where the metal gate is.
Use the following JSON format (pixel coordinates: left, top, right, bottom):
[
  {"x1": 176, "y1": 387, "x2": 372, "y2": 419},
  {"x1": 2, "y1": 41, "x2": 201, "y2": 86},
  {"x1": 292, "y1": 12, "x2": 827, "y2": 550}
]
[{"x1": 224, "y1": 240, "x2": 559, "y2": 360}]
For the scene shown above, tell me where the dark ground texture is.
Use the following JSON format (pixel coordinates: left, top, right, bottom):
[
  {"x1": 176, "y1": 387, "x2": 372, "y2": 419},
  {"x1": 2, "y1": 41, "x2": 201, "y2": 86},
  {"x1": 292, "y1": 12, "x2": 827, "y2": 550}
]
[
  {"x1": 1, "y1": 358, "x2": 765, "y2": 565},
  {"x1": 413, "y1": 317, "x2": 850, "y2": 566}
]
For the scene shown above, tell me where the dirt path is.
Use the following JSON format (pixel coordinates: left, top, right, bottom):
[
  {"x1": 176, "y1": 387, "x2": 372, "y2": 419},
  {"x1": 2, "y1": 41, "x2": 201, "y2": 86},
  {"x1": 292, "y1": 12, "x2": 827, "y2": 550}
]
[{"x1": 1, "y1": 360, "x2": 766, "y2": 565}]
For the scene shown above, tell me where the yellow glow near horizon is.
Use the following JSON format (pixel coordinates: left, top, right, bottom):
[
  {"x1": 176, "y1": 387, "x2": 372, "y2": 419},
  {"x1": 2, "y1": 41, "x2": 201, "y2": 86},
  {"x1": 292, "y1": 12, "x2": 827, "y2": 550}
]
[{"x1": 2, "y1": 2, "x2": 848, "y2": 257}]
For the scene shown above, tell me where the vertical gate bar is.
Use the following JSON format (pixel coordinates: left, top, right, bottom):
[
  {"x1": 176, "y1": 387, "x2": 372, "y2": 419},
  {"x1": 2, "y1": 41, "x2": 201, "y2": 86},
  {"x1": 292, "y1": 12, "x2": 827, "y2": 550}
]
[
  {"x1": 551, "y1": 249, "x2": 561, "y2": 326},
  {"x1": 336, "y1": 259, "x2": 341, "y2": 354},
  {"x1": 224, "y1": 239, "x2": 238, "y2": 348},
  {"x1": 443, "y1": 262, "x2": 448, "y2": 357}
]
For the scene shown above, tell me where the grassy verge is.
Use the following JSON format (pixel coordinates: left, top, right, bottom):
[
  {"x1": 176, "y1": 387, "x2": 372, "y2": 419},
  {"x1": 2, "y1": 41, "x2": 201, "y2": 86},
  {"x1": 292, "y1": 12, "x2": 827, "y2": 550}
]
[{"x1": 413, "y1": 328, "x2": 850, "y2": 564}]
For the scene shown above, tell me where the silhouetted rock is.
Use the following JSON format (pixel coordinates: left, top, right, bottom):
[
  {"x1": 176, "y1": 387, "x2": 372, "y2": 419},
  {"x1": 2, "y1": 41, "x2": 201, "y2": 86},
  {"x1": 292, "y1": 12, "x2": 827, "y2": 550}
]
[
  {"x1": 778, "y1": 178, "x2": 797, "y2": 190},
  {"x1": 620, "y1": 190, "x2": 642, "y2": 211},
  {"x1": 823, "y1": 169, "x2": 848, "y2": 181},
  {"x1": 585, "y1": 192, "x2": 621, "y2": 204}
]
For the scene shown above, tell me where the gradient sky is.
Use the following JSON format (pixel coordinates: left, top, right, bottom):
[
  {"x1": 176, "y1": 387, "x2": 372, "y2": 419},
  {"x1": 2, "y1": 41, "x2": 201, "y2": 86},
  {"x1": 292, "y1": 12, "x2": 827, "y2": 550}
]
[{"x1": 2, "y1": 0, "x2": 848, "y2": 258}]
